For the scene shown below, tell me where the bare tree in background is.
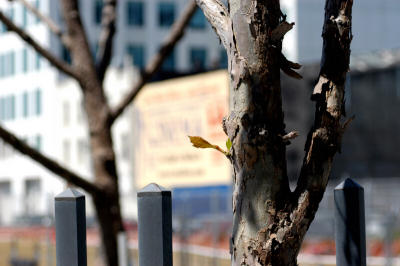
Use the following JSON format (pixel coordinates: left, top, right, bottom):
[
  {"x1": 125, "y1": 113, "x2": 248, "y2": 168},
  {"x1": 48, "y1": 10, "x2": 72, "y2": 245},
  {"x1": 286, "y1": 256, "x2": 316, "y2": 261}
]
[
  {"x1": 0, "y1": 0, "x2": 198, "y2": 265},
  {"x1": 194, "y1": 0, "x2": 354, "y2": 264}
]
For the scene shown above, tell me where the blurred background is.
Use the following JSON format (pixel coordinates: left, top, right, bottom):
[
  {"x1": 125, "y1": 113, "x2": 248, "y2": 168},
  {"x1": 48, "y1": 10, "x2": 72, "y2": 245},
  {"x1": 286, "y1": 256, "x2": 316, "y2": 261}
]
[{"x1": 0, "y1": 0, "x2": 399, "y2": 265}]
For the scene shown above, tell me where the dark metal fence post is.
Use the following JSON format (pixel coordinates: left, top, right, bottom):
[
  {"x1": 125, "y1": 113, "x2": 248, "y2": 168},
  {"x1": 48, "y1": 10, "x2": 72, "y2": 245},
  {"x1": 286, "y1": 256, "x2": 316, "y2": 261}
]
[
  {"x1": 334, "y1": 178, "x2": 366, "y2": 266},
  {"x1": 55, "y1": 188, "x2": 87, "y2": 266},
  {"x1": 138, "y1": 183, "x2": 172, "y2": 266}
]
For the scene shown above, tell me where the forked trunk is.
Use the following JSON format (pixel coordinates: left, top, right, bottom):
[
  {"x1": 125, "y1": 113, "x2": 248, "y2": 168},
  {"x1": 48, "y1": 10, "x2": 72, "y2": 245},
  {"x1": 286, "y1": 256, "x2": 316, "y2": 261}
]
[{"x1": 196, "y1": 0, "x2": 354, "y2": 265}]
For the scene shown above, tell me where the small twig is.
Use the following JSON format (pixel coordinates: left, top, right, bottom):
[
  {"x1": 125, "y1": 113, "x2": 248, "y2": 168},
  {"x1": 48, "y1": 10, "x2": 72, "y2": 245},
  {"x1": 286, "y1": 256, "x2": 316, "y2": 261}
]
[{"x1": 281, "y1": 131, "x2": 299, "y2": 142}]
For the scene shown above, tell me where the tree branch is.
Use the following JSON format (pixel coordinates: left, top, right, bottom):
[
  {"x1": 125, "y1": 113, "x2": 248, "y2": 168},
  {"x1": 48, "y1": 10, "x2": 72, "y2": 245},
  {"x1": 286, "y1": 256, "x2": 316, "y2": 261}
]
[
  {"x1": 0, "y1": 125, "x2": 102, "y2": 195},
  {"x1": 295, "y1": 0, "x2": 353, "y2": 196},
  {"x1": 13, "y1": 0, "x2": 63, "y2": 38},
  {"x1": 0, "y1": 10, "x2": 79, "y2": 79},
  {"x1": 195, "y1": 0, "x2": 232, "y2": 51},
  {"x1": 60, "y1": 0, "x2": 102, "y2": 90},
  {"x1": 109, "y1": 0, "x2": 197, "y2": 123},
  {"x1": 95, "y1": 0, "x2": 117, "y2": 83}
]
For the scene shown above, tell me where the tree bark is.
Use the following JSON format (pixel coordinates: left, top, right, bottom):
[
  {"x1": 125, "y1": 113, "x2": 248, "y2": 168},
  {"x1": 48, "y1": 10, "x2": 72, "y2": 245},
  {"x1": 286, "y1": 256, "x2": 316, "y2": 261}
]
[{"x1": 197, "y1": 0, "x2": 353, "y2": 265}]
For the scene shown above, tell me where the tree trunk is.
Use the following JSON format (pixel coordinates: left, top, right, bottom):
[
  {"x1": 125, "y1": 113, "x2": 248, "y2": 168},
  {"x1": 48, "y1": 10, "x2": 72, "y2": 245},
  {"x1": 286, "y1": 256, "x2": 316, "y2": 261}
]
[
  {"x1": 201, "y1": 0, "x2": 354, "y2": 265},
  {"x1": 225, "y1": 1, "x2": 293, "y2": 264},
  {"x1": 79, "y1": 59, "x2": 124, "y2": 266}
]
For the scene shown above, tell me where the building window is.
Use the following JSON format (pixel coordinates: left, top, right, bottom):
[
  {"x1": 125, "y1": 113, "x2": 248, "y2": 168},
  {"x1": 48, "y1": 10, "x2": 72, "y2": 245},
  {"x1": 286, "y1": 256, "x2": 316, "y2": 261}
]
[
  {"x1": 35, "y1": 53, "x2": 41, "y2": 70},
  {"x1": 0, "y1": 181, "x2": 11, "y2": 195},
  {"x1": 34, "y1": 89, "x2": 41, "y2": 116},
  {"x1": 0, "y1": 96, "x2": 16, "y2": 121},
  {"x1": 161, "y1": 49, "x2": 175, "y2": 71},
  {"x1": 63, "y1": 140, "x2": 70, "y2": 164},
  {"x1": 10, "y1": 95, "x2": 15, "y2": 120},
  {"x1": 0, "y1": 180, "x2": 12, "y2": 224},
  {"x1": 94, "y1": 0, "x2": 103, "y2": 25},
  {"x1": 24, "y1": 178, "x2": 41, "y2": 215},
  {"x1": 190, "y1": 47, "x2": 207, "y2": 71},
  {"x1": 63, "y1": 101, "x2": 70, "y2": 126},
  {"x1": 127, "y1": 1, "x2": 144, "y2": 26},
  {"x1": 61, "y1": 45, "x2": 71, "y2": 64},
  {"x1": 158, "y1": 2, "x2": 175, "y2": 27},
  {"x1": 0, "y1": 55, "x2": 4, "y2": 77},
  {"x1": 126, "y1": 45, "x2": 145, "y2": 69},
  {"x1": 0, "y1": 98, "x2": 4, "y2": 120},
  {"x1": 22, "y1": 48, "x2": 28, "y2": 73},
  {"x1": 22, "y1": 7, "x2": 28, "y2": 28},
  {"x1": 189, "y1": 9, "x2": 206, "y2": 29},
  {"x1": 77, "y1": 139, "x2": 89, "y2": 165},
  {"x1": 9, "y1": 52, "x2": 15, "y2": 76},
  {"x1": 22, "y1": 92, "x2": 28, "y2": 118},
  {"x1": 35, "y1": 135, "x2": 41, "y2": 151},
  {"x1": 0, "y1": 52, "x2": 16, "y2": 77},
  {"x1": 77, "y1": 101, "x2": 85, "y2": 123},
  {"x1": 35, "y1": 0, "x2": 40, "y2": 24}
]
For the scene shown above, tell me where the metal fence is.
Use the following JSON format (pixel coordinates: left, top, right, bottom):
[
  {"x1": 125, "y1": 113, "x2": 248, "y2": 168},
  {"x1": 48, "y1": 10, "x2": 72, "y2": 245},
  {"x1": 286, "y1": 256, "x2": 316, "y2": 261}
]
[{"x1": 48, "y1": 178, "x2": 367, "y2": 266}]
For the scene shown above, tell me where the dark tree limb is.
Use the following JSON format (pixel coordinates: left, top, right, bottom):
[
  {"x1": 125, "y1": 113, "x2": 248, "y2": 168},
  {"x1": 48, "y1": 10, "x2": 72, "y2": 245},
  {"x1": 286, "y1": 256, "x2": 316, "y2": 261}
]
[
  {"x1": 95, "y1": 0, "x2": 117, "y2": 82},
  {"x1": 13, "y1": 0, "x2": 64, "y2": 38},
  {"x1": 60, "y1": 2, "x2": 123, "y2": 265},
  {"x1": 295, "y1": 0, "x2": 353, "y2": 197},
  {"x1": 268, "y1": 1, "x2": 354, "y2": 261},
  {"x1": 109, "y1": 0, "x2": 197, "y2": 123},
  {"x1": 0, "y1": 10, "x2": 79, "y2": 79},
  {"x1": 60, "y1": 0, "x2": 100, "y2": 88},
  {"x1": 0, "y1": 125, "x2": 102, "y2": 195}
]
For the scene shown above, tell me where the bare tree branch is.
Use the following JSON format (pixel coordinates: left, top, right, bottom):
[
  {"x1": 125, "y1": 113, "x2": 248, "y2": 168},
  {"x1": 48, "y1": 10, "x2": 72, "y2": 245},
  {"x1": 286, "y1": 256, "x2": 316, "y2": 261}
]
[
  {"x1": 109, "y1": 0, "x2": 198, "y2": 123},
  {"x1": 0, "y1": 125, "x2": 102, "y2": 195},
  {"x1": 195, "y1": 0, "x2": 232, "y2": 51},
  {"x1": 14, "y1": 0, "x2": 63, "y2": 38},
  {"x1": 60, "y1": 0, "x2": 105, "y2": 95},
  {"x1": 295, "y1": 0, "x2": 353, "y2": 196},
  {"x1": 0, "y1": 10, "x2": 79, "y2": 79},
  {"x1": 96, "y1": 0, "x2": 117, "y2": 83}
]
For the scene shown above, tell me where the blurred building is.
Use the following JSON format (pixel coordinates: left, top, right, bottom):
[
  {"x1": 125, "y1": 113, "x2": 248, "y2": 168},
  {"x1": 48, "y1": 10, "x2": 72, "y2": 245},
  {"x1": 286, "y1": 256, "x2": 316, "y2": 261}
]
[
  {"x1": 0, "y1": 0, "x2": 225, "y2": 225},
  {"x1": 282, "y1": 48, "x2": 400, "y2": 181},
  {"x1": 281, "y1": 0, "x2": 400, "y2": 63}
]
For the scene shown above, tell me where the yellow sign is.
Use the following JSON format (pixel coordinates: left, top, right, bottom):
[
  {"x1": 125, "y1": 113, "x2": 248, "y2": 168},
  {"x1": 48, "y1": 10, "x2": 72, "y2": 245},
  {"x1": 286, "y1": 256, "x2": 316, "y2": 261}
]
[{"x1": 133, "y1": 70, "x2": 231, "y2": 189}]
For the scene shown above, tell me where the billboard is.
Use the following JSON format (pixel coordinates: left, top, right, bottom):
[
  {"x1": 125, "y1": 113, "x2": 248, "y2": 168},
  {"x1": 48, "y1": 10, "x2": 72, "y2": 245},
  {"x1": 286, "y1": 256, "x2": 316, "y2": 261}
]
[{"x1": 133, "y1": 70, "x2": 231, "y2": 189}]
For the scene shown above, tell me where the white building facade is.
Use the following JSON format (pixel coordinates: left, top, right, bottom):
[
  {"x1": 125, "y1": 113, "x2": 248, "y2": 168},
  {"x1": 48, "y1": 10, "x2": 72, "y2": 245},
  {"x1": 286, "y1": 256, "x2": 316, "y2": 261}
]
[{"x1": 0, "y1": 0, "x2": 224, "y2": 225}]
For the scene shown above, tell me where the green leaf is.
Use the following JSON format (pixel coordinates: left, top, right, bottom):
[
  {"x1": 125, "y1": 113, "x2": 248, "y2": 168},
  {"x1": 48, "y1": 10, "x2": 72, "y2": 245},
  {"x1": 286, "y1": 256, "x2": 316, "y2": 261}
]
[{"x1": 226, "y1": 138, "x2": 232, "y2": 151}]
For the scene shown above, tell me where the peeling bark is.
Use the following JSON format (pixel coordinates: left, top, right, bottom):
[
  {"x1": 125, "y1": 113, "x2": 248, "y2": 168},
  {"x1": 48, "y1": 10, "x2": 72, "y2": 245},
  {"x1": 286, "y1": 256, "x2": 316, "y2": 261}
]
[{"x1": 199, "y1": 0, "x2": 353, "y2": 265}]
